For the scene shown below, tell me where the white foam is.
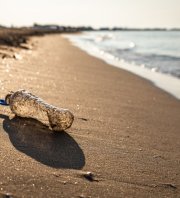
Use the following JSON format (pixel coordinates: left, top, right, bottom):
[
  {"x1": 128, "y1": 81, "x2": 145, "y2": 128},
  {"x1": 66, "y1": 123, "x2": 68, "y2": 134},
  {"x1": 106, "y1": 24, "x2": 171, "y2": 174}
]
[{"x1": 64, "y1": 34, "x2": 180, "y2": 100}]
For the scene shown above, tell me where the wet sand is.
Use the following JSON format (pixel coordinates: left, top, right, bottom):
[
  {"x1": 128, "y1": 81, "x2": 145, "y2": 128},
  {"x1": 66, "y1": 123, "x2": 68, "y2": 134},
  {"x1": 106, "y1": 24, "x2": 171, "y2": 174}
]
[{"x1": 0, "y1": 34, "x2": 180, "y2": 197}]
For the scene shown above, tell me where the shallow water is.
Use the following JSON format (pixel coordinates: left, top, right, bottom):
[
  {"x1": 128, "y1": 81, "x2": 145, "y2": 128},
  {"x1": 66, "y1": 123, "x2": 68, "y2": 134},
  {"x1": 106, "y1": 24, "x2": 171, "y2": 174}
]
[
  {"x1": 73, "y1": 31, "x2": 180, "y2": 78},
  {"x1": 65, "y1": 31, "x2": 180, "y2": 99}
]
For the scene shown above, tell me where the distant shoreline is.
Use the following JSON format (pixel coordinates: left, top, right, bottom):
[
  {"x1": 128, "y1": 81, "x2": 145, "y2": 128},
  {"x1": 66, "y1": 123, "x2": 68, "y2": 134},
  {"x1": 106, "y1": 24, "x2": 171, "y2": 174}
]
[
  {"x1": 1, "y1": 25, "x2": 180, "y2": 56},
  {"x1": 0, "y1": 27, "x2": 79, "y2": 49}
]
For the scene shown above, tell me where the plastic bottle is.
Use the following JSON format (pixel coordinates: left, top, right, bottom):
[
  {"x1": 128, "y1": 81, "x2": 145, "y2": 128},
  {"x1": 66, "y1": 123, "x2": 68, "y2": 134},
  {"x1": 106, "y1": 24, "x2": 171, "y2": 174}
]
[{"x1": 5, "y1": 89, "x2": 74, "y2": 132}]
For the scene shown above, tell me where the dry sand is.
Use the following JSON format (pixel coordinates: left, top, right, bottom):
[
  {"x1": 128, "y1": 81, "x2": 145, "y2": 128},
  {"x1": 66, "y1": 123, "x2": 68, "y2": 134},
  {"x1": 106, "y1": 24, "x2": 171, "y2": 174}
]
[{"x1": 0, "y1": 34, "x2": 180, "y2": 198}]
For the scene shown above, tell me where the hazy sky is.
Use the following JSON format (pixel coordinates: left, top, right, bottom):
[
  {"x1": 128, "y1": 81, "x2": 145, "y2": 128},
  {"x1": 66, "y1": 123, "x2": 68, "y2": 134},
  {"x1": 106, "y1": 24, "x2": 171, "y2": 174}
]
[{"x1": 0, "y1": 0, "x2": 180, "y2": 28}]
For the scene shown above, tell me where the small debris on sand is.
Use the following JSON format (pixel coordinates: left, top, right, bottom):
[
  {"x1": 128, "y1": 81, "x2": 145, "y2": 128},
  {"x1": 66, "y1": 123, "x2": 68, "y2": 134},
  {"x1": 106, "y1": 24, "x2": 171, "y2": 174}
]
[
  {"x1": 52, "y1": 173, "x2": 61, "y2": 177},
  {"x1": 161, "y1": 183, "x2": 177, "y2": 189},
  {"x1": 78, "y1": 117, "x2": 88, "y2": 121},
  {"x1": 63, "y1": 181, "x2": 67, "y2": 185},
  {"x1": 13, "y1": 53, "x2": 22, "y2": 60},
  {"x1": 82, "y1": 171, "x2": 98, "y2": 182},
  {"x1": 78, "y1": 195, "x2": 85, "y2": 198},
  {"x1": 0, "y1": 193, "x2": 14, "y2": 198},
  {"x1": 154, "y1": 183, "x2": 177, "y2": 190}
]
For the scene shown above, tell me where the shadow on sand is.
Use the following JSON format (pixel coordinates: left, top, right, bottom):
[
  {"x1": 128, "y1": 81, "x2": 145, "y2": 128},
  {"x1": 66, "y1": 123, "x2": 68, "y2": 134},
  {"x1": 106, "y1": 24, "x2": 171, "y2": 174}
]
[{"x1": 0, "y1": 114, "x2": 85, "y2": 169}]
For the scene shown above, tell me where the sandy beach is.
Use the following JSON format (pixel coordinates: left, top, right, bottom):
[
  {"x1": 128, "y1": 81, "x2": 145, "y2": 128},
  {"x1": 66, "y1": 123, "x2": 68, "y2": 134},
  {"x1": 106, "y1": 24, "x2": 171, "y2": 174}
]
[{"x1": 0, "y1": 34, "x2": 180, "y2": 197}]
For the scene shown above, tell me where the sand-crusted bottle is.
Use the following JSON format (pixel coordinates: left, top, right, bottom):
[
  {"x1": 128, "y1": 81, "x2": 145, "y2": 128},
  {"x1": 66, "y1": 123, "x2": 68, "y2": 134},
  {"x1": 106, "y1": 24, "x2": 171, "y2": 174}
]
[{"x1": 5, "y1": 89, "x2": 74, "y2": 132}]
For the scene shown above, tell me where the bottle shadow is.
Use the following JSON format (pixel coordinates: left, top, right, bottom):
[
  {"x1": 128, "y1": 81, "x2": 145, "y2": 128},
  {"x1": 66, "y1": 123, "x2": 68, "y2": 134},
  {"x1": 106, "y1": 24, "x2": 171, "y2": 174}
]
[{"x1": 0, "y1": 114, "x2": 85, "y2": 169}]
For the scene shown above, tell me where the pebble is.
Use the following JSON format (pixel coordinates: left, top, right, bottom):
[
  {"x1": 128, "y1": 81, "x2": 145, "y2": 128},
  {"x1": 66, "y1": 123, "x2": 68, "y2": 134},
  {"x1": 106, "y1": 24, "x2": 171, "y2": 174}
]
[
  {"x1": 52, "y1": 173, "x2": 60, "y2": 177},
  {"x1": 0, "y1": 193, "x2": 14, "y2": 198},
  {"x1": 13, "y1": 53, "x2": 22, "y2": 60},
  {"x1": 83, "y1": 172, "x2": 97, "y2": 182},
  {"x1": 78, "y1": 195, "x2": 85, "y2": 198}
]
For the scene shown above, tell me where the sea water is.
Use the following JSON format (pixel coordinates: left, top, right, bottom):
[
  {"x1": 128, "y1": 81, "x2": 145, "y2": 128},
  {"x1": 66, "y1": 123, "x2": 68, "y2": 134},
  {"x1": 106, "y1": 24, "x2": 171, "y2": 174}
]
[{"x1": 65, "y1": 31, "x2": 180, "y2": 99}]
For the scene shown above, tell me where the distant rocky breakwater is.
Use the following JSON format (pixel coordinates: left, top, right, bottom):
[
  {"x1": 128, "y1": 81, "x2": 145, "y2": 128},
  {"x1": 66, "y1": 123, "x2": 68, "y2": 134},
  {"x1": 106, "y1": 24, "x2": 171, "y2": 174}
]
[{"x1": 0, "y1": 26, "x2": 81, "y2": 59}]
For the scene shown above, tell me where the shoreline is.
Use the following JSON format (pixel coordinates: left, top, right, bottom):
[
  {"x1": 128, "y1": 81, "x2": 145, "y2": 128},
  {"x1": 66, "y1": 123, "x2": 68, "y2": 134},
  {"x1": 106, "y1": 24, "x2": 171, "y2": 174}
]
[
  {"x1": 0, "y1": 34, "x2": 180, "y2": 197},
  {"x1": 65, "y1": 32, "x2": 180, "y2": 100}
]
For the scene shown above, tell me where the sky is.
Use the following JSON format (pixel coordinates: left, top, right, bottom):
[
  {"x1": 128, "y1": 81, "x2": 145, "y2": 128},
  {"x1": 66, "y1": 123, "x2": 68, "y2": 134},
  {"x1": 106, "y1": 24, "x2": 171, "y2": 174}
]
[{"x1": 0, "y1": 0, "x2": 180, "y2": 28}]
